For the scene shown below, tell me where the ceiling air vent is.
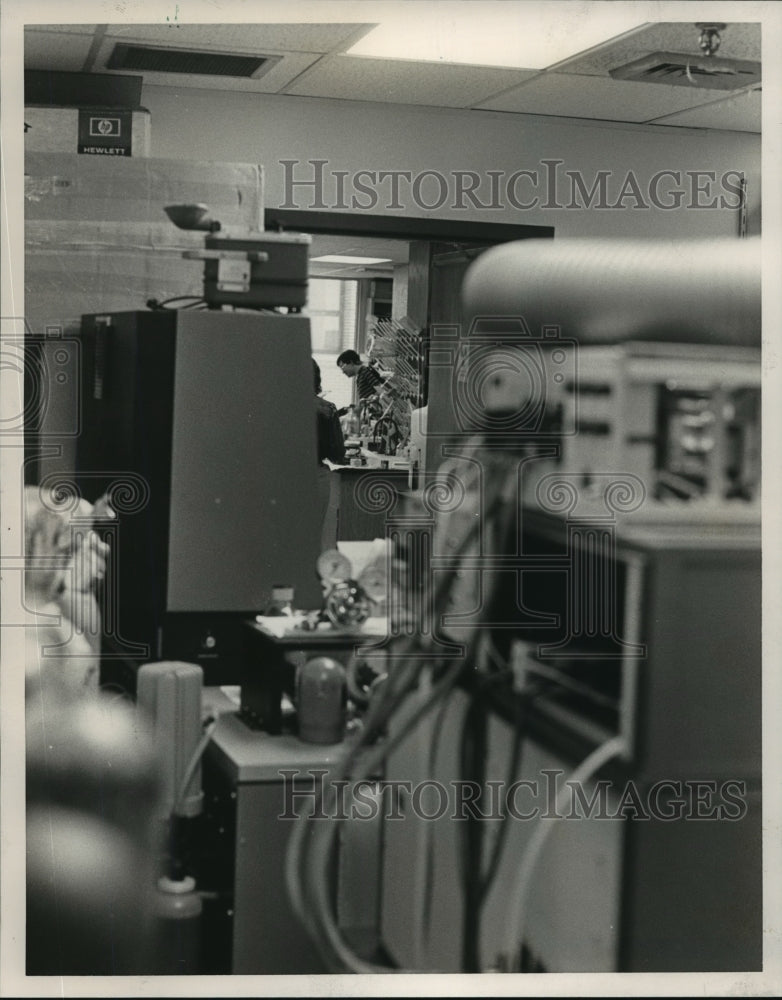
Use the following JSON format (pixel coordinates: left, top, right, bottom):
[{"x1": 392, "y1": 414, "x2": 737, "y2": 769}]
[
  {"x1": 107, "y1": 43, "x2": 280, "y2": 79},
  {"x1": 609, "y1": 51, "x2": 761, "y2": 91}
]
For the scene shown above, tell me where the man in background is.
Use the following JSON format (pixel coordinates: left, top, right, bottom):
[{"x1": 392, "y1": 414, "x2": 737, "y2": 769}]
[{"x1": 336, "y1": 349, "x2": 385, "y2": 401}]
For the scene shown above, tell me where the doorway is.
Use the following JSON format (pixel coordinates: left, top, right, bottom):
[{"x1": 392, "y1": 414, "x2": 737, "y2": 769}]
[{"x1": 267, "y1": 208, "x2": 554, "y2": 410}]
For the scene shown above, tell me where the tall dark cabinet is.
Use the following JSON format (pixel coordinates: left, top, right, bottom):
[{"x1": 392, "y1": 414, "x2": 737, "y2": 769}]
[{"x1": 76, "y1": 310, "x2": 323, "y2": 687}]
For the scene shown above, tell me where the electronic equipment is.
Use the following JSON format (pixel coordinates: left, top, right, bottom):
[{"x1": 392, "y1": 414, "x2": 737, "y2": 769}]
[
  {"x1": 556, "y1": 341, "x2": 761, "y2": 506},
  {"x1": 445, "y1": 237, "x2": 763, "y2": 516},
  {"x1": 197, "y1": 692, "x2": 385, "y2": 974},
  {"x1": 164, "y1": 203, "x2": 311, "y2": 310},
  {"x1": 381, "y1": 505, "x2": 761, "y2": 972},
  {"x1": 374, "y1": 238, "x2": 763, "y2": 975},
  {"x1": 426, "y1": 334, "x2": 760, "y2": 515},
  {"x1": 73, "y1": 309, "x2": 323, "y2": 690},
  {"x1": 183, "y1": 232, "x2": 311, "y2": 311}
]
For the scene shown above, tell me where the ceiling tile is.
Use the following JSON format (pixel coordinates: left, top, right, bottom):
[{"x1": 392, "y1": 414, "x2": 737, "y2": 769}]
[
  {"x1": 103, "y1": 22, "x2": 370, "y2": 54},
  {"x1": 24, "y1": 31, "x2": 96, "y2": 72},
  {"x1": 478, "y1": 72, "x2": 727, "y2": 122},
  {"x1": 310, "y1": 234, "x2": 409, "y2": 263},
  {"x1": 19, "y1": 19, "x2": 765, "y2": 135},
  {"x1": 648, "y1": 88, "x2": 761, "y2": 133},
  {"x1": 306, "y1": 234, "x2": 407, "y2": 277},
  {"x1": 93, "y1": 36, "x2": 321, "y2": 93},
  {"x1": 285, "y1": 54, "x2": 535, "y2": 108},
  {"x1": 560, "y1": 21, "x2": 761, "y2": 77}
]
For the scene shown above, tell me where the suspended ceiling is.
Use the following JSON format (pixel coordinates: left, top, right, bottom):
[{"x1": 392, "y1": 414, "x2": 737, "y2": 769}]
[
  {"x1": 22, "y1": 9, "x2": 764, "y2": 277},
  {"x1": 24, "y1": 16, "x2": 762, "y2": 132}
]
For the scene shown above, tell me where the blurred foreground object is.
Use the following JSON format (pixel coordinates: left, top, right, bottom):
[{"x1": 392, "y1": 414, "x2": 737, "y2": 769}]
[
  {"x1": 462, "y1": 237, "x2": 761, "y2": 347},
  {"x1": 25, "y1": 485, "x2": 161, "y2": 973},
  {"x1": 24, "y1": 485, "x2": 112, "y2": 698},
  {"x1": 452, "y1": 238, "x2": 761, "y2": 510},
  {"x1": 26, "y1": 695, "x2": 161, "y2": 975}
]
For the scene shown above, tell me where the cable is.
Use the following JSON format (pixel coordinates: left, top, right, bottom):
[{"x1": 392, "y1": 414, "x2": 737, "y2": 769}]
[
  {"x1": 347, "y1": 456, "x2": 515, "y2": 764},
  {"x1": 285, "y1": 654, "x2": 464, "y2": 972},
  {"x1": 459, "y1": 687, "x2": 488, "y2": 972},
  {"x1": 409, "y1": 666, "x2": 434, "y2": 970},
  {"x1": 415, "y1": 684, "x2": 455, "y2": 969},
  {"x1": 286, "y1": 552, "x2": 487, "y2": 966},
  {"x1": 284, "y1": 633, "x2": 433, "y2": 950},
  {"x1": 294, "y1": 437, "x2": 623, "y2": 973},
  {"x1": 173, "y1": 716, "x2": 216, "y2": 816},
  {"x1": 146, "y1": 295, "x2": 205, "y2": 311},
  {"x1": 447, "y1": 467, "x2": 525, "y2": 971},
  {"x1": 306, "y1": 654, "x2": 468, "y2": 974},
  {"x1": 286, "y1": 452, "x2": 520, "y2": 973},
  {"x1": 504, "y1": 734, "x2": 626, "y2": 972},
  {"x1": 341, "y1": 463, "x2": 511, "y2": 753},
  {"x1": 477, "y1": 680, "x2": 541, "y2": 903},
  {"x1": 520, "y1": 660, "x2": 619, "y2": 713},
  {"x1": 457, "y1": 644, "x2": 541, "y2": 971}
]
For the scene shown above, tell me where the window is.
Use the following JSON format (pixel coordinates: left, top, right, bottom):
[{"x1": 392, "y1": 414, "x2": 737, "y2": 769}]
[{"x1": 306, "y1": 278, "x2": 359, "y2": 410}]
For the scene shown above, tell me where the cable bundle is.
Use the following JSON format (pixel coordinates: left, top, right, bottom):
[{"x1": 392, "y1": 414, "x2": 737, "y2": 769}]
[
  {"x1": 285, "y1": 458, "x2": 517, "y2": 973},
  {"x1": 285, "y1": 446, "x2": 626, "y2": 973}
]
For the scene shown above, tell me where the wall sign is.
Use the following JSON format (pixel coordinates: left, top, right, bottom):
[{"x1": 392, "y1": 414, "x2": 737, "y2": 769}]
[{"x1": 78, "y1": 110, "x2": 132, "y2": 156}]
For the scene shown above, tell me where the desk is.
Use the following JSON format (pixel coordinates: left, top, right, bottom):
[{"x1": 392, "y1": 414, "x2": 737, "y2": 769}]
[
  {"x1": 334, "y1": 466, "x2": 410, "y2": 540},
  {"x1": 240, "y1": 616, "x2": 388, "y2": 733}
]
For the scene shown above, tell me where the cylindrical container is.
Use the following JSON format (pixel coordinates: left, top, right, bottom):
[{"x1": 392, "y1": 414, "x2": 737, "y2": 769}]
[
  {"x1": 153, "y1": 875, "x2": 203, "y2": 975},
  {"x1": 136, "y1": 662, "x2": 204, "y2": 819},
  {"x1": 461, "y1": 237, "x2": 761, "y2": 348},
  {"x1": 266, "y1": 584, "x2": 294, "y2": 616},
  {"x1": 297, "y1": 656, "x2": 346, "y2": 744}
]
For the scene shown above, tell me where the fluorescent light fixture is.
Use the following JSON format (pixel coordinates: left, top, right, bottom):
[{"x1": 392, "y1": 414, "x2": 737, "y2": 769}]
[
  {"x1": 346, "y1": 2, "x2": 647, "y2": 70},
  {"x1": 311, "y1": 254, "x2": 393, "y2": 264}
]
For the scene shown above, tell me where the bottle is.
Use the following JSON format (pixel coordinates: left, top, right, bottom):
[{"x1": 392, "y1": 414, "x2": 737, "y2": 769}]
[
  {"x1": 297, "y1": 657, "x2": 347, "y2": 744},
  {"x1": 343, "y1": 405, "x2": 360, "y2": 439},
  {"x1": 153, "y1": 875, "x2": 203, "y2": 975}
]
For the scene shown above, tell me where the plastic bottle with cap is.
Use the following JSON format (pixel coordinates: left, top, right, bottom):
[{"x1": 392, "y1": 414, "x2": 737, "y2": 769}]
[{"x1": 153, "y1": 874, "x2": 203, "y2": 974}]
